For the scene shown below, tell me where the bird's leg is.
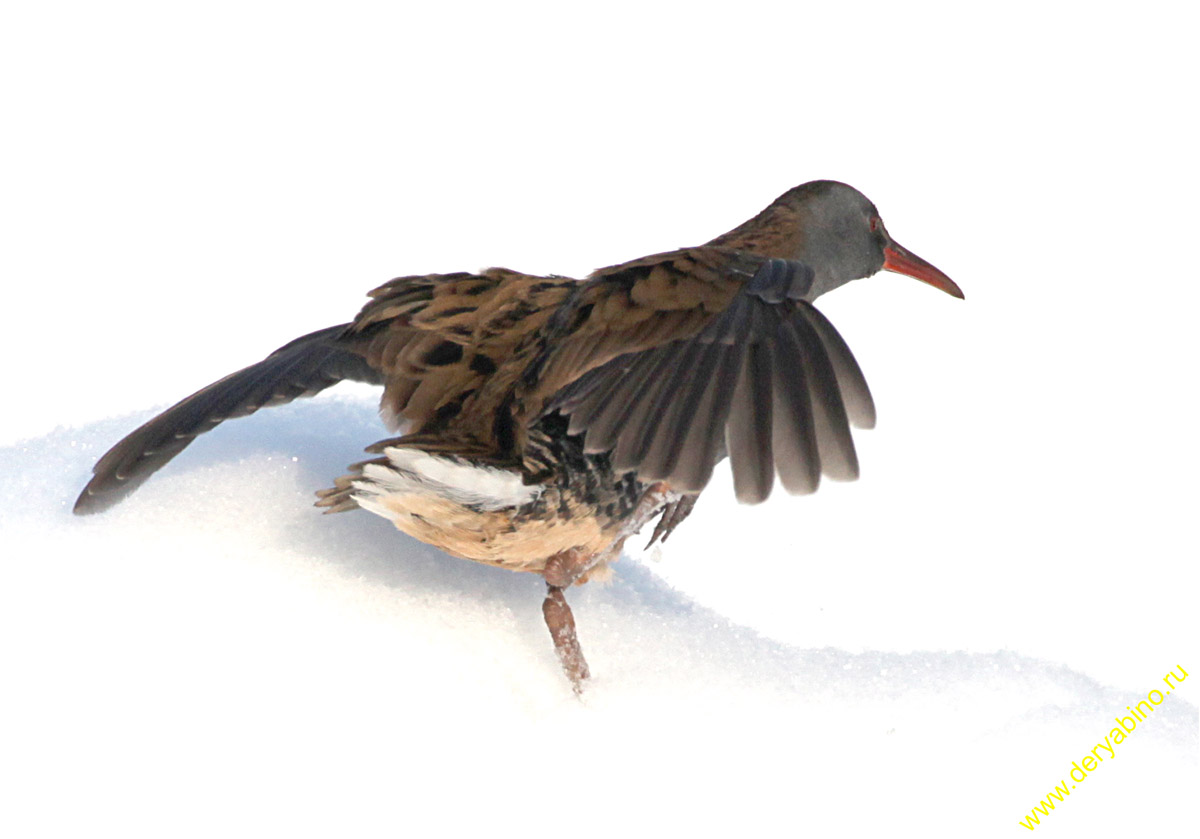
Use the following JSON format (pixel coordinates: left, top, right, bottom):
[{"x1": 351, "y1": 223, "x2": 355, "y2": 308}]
[
  {"x1": 541, "y1": 548, "x2": 598, "y2": 693},
  {"x1": 543, "y1": 547, "x2": 596, "y2": 588},
  {"x1": 542, "y1": 584, "x2": 589, "y2": 694}
]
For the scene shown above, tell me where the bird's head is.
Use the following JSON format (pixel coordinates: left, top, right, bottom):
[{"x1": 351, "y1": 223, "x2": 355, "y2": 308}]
[{"x1": 785, "y1": 180, "x2": 964, "y2": 301}]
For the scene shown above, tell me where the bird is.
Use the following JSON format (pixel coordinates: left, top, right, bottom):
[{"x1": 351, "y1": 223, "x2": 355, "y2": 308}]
[{"x1": 74, "y1": 180, "x2": 963, "y2": 693}]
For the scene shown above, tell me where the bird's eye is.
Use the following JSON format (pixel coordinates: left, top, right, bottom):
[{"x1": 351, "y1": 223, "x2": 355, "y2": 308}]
[{"x1": 869, "y1": 216, "x2": 880, "y2": 232}]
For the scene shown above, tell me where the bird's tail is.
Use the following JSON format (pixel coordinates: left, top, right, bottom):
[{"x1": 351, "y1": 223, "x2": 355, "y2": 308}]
[{"x1": 73, "y1": 324, "x2": 381, "y2": 515}]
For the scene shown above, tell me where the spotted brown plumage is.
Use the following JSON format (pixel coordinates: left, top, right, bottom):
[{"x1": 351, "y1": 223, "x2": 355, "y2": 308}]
[{"x1": 74, "y1": 179, "x2": 963, "y2": 693}]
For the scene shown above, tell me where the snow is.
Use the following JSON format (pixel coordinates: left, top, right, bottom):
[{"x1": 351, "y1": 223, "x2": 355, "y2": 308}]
[
  {"x1": 3, "y1": 3, "x2": 1197, "y2": 837},
  {"x1": 3, "y1": 393, "x2": 1195, "y2": 836}
]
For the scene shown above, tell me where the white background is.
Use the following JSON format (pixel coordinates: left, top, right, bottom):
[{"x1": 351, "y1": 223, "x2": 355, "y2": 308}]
[{"x1": 2, "y1": 2, "x2": 1196, "y2": 836}]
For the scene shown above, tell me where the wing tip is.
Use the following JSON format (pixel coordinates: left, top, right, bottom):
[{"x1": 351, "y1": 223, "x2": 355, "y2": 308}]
[{"x1": 72, "y1": 485, "x2": 119, "y2": 516}]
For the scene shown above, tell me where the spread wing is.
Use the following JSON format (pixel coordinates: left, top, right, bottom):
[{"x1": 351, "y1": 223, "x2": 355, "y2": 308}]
[
  {"x1": 74, "y1": 324, "x2": 382, "y2": 514},
  {"x1": 75, "y1": 269, "x2": 574, "y2": 514},
  {"x1": 532, "y1": 248, "x2": 875, "y2": 504}
]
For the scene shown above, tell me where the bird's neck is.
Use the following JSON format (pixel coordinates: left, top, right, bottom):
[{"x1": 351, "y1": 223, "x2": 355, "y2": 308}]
[
  {"x1": 705, "y1": 199, "x2": 861, "y2": 301},
  {"x1": 705, "y1": 201, "x2": 807, "y2": 261}
]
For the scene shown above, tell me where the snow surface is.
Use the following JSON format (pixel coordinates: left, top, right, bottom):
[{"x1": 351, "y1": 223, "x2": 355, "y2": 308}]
[
  {"x1": 4, "y1": 3, "x2": 1198, "y2": 836},
  {"x1": 2, "y1": 393, "x2": 1195, "y2": 836}
]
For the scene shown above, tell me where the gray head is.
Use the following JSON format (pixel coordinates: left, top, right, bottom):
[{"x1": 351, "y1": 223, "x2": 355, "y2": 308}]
[{"x1": 779, "y1": 180, "x2": 963, "y2": 301}]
